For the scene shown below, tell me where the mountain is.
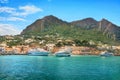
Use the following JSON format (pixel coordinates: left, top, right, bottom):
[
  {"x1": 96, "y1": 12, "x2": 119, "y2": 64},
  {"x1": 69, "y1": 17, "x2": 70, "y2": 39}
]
[
  {"x1": 71, "y1": 18, "x2": 120, "y2": 40},
  {"x1": 71, "y1": 18, "x2": 98, "y2": 29},
  {"x1": 21, "y1": 15, "x2": 120, "y2": 41},
  {"x1": 21, "y1": 15, "x2": 69, "y2": 34},
  {"x1": 98, "y1": 19, "x2": 120, "y2": 40}
]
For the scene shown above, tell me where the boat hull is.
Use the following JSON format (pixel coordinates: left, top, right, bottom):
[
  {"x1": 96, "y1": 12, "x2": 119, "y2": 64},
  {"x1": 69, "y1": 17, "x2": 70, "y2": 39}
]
[
  {"x1": 100, "y1": 52, "x2": 113, "y2": 57},
  {"x1": 55, "y1": 52, "x2": 71, "y2": 57},
  {"x1": 56, "y1": 54, "x2": 71, "y2": 57},
  {"x1": 28, "y1": 51, "x2": 49, "y2": 56}
]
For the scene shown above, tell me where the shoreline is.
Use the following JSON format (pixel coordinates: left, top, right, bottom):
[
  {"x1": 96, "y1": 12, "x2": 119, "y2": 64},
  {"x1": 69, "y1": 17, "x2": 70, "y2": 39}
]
[{"x1": 0, "y1": 54, "x2": 120, "y2": 56}]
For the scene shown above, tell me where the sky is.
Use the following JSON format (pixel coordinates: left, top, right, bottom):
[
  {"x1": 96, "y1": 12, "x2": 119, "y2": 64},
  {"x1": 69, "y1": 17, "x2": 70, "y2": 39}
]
[{"x1": 0, "y1": 0, "x2": 120, "y2": 35}]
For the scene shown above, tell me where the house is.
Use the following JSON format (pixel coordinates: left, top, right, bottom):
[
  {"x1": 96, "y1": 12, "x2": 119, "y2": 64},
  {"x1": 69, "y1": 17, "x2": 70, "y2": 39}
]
[
  {"x1": 25, "y1": 38, "x2": 34, "y2": 43},
  {"x1": 46, "y1": 44, "x2": 55, "y2": 52}
]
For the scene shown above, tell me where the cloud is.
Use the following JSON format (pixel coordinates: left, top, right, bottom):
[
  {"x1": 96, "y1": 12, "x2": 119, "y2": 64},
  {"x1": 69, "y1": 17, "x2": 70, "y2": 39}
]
[
  {"x1": 14, "y1": 5, "x2": 42, "y2": 16},
  {"x1": 0, "y1": 17, "x2": 26, "y2": 21},
  {"x1": 0, "y1": 7, "x2": 15, "y2": 13},
  {"x1": 0, "y1": 5, "x2": 42, "y2": 16},
  {"x1": 0, "y1": 24, "x2": 21, "y2": 35},
  {"x1": 0, "y1": 0, "x2": 8, "y2": 3},
  {"x1": 7, "y1": 17, "x2": 26, "y2": 21}
]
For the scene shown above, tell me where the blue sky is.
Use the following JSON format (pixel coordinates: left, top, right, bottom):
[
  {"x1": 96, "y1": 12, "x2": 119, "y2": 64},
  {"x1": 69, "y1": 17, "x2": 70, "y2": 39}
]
[{"x1": 0, "y1": 0, "x2": 120, "y2": 35}]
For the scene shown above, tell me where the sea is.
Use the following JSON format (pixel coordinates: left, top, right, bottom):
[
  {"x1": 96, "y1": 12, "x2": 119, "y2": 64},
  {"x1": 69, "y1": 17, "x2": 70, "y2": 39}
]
[{"x1": 0, "y1": 55, "x2": 120, "y2": 80}]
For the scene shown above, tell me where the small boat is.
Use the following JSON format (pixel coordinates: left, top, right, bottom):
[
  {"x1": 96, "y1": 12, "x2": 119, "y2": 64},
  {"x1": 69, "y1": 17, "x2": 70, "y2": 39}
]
[
  {"x1": 28, "y1": 48, "x2": 49, "y2": 56},
  {"x1": 100, "y1": 51, "x2": 113, "y2": 57},
  {"x1": 55, "y1": 48, "x2": 72, "y2": 57},
  {"x1": 55, "y1": 51, "x2": 71, "y2": 57}
]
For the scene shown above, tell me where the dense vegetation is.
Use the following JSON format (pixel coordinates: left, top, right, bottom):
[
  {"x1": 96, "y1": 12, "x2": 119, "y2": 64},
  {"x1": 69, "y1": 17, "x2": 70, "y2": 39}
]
[
  {"x1": 21, "y1": 25, "x2": 119, "y2": 46},
  {"x1": 0, "y1": 25, "x2": 119, "y2": 47}
]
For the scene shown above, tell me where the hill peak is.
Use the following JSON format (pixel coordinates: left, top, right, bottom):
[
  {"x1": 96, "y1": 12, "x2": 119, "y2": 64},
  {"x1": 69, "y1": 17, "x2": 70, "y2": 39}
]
[
  {"x1": 100, "y1": 18, "x2": 111, "y2": 23},
  {"x1": 71, "y1": 17, "x2": 98, "y2": 29},
  {"x1": 81, "y1": 17, "x2": 97, "y2": 21},
  {"x1": 43, "y1": 15, "x2": 56, "y2": 18}
]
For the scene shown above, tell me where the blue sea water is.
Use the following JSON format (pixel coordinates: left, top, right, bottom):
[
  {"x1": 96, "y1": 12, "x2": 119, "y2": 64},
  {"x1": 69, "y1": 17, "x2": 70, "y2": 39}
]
[{"x1": 0, "y1": 55, "x2": 120, "y2": 80}]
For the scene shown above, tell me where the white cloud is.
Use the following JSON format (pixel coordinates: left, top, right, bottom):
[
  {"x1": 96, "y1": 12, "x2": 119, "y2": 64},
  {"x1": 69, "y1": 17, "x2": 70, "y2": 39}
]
[
  {"x1": 7, "y1": 17, "x2": 26, "y2": 21},
  {"x1": 0, "y1": 0, "x2": 8, "y2": 3},
  {"x1": 0, "y1": 17, "x2": 26, "y2": 21},
  {"x1": 0, "y1": 7, "x2": 15, "y2": 13},
  {"x1": 0, "y1": 24, "x2": 21, "y2": 35},
  {"x1": 14, "y1": 5, "x2": 42, "y2": 16},
  {"x1": 0, "y1": 5, "x2": 42, "y2": 17},
  {"x1": 20, "y1": 5, "x2": 42, "y2": 13}
]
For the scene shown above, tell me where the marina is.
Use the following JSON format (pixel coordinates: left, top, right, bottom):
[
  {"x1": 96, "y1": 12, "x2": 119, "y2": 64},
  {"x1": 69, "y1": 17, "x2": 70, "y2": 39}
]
[{"x1": 0, "y1": 0, "x2": 120, "y2": 80}]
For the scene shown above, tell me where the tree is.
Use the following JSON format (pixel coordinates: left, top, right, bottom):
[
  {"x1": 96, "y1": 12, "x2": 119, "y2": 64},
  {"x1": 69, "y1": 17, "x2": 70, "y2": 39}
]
[
  {"x1": 55, "y1": 42, "x2": 63, "y2": 47},
  {"x1": 73, "y1": 39, "x2": 82, "y2": 46},
  {"x1": 81, "y1": 40, "x2": 90, "y2": 46}
]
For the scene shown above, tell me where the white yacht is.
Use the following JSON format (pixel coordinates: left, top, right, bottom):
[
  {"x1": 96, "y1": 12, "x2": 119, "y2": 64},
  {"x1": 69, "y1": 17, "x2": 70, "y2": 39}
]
[
  {"x1": 28, "y1": 48, "x2": 49, "y2": 56},
  {"x1": 55, "y1": 48, "x2": 72, "y2": 57},
  {"x1": 100, "y1": 51, "x2": 113, "y2": 57}
]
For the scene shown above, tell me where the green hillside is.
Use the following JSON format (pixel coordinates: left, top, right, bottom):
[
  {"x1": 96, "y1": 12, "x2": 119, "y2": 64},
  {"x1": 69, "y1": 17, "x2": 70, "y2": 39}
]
[{"x1": 22, "y1": 25, "x2": 118, "y2": 45}]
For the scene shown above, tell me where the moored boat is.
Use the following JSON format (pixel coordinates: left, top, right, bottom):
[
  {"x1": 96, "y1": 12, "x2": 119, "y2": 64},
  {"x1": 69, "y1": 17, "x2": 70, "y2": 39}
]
[
  {"x1": 28, "y1": 48, "x2": 49, "y2": 56},
  {"x1": 55, "y1": 47, "x2": 72, "y2": 57},
  {"x1": 100, "y1": 51, "x2": 113, "y2": 57},
  {"x1": 55, "y1": 51, "x2": 71, "y2": 57}
]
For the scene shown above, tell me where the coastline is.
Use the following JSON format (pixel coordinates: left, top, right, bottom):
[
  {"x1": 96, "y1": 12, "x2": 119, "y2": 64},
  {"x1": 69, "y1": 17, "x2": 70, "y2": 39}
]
[
  {"x1": 1, "y1": 45, "x2": 120, "y2": 56},
  {"x1": 1, "y1": 53, "x2": 120, "y2": 56}
]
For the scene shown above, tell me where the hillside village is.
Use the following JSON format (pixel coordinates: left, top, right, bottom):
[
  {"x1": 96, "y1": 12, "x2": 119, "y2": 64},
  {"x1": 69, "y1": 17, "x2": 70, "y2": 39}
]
[
  {"x1": 0, "y1": 35, "x2": 120, "y2": 55},
  {"x1": 1, "y1": 15, "x2": 120, "y2": 55}
]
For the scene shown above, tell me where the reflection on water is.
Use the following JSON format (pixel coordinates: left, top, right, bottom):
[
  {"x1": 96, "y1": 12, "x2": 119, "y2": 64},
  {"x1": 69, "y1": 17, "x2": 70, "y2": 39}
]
[{"x1": 0, "y1": 55, "x2": 120, "y2": 80}]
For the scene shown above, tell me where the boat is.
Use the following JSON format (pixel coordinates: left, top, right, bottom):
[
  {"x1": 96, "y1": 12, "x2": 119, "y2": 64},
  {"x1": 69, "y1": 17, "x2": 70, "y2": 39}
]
[
  {"x1": 27, "y1": 48, "x2": 49, "y2": 56},
  {"x1": 55, "y1": 48, "x2": 72, "y2": 57},
  {"x1": 100, "y1": 51, "x2": 113, "y2": 57},
  {"x1": 55, "y1": 51, "x2": 71, "y2": 57}
]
